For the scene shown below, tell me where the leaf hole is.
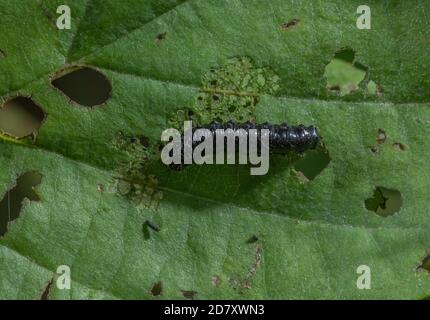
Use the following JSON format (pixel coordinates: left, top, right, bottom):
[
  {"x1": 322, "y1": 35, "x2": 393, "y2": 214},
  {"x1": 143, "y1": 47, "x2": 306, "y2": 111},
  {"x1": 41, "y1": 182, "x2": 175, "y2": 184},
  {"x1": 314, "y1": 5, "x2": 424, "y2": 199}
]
[
  {"x1": 324, "y1": 47, "x2": 367, "y2": 96},
  {"x1": 51, "y1": 66, "x2": 111, "y2": 107},
  {"x1": 334, "y1": 47, "x2": 356, "y2": 63},
  {"x1": 230, "y1": 244, "x2": 263, "y2": 293},
  {"x1": 246, "y1": 235, "x2": 259, "y2": 244},
  {"x1": 0, "y1": 96, "x2": 46, "y2": 139},
  {"x1": 365, "y1": 187, "x2": 402, "y2": 217},
  {"x1": 150, "y1": 281, "x2": 163, "y2": 296},
  {"x1": 294, "y1": 149, "x2": 331, "y2": 181},
  {"x1": 419, "y1": 255, "x2": 430, "y2": 273},
  {"x1": 0, "y1": 171, "x2": 43, "y2": 237},
  {"x1": 327, "y1": 85, "x2": 340, "y2": 92},
  {"x1": 0, "y1": 49, "x2": 5, "y2": 59},
  {"x1": 211, "y1": 275, "x2": 221, "y2": 287},
  {"x1": 97, "y1": 183, "x2": 105, "y2": 192},
  {"x1": 40, "y1": 278, "x2": 53, "y2": 300},
  {"x1": 376, "y1": 128, "x2": 386, "y2": 144},
  {"x1": 168, "y1": 108, "x2": 197, "y2": 130},
  {"x1": 393, "y1": 142, "x2": 406, "y2": 151},
  {"x1": 195, "y1": 57, "x2": 280, "y2": 124},
  {"x1": 367, "y1": 80, "x2": 384, "y2": 96},
  {"x1": 155, "y1": 32, "x2": 167, "y2": 43}
]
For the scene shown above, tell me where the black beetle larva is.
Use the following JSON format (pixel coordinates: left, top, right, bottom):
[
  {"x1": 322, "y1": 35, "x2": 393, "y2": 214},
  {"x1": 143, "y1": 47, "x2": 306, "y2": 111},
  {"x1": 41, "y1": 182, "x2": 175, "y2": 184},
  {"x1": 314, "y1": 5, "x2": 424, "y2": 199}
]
[{"x1": 167, "y1": 120, "x2": 319, "y2": 170}]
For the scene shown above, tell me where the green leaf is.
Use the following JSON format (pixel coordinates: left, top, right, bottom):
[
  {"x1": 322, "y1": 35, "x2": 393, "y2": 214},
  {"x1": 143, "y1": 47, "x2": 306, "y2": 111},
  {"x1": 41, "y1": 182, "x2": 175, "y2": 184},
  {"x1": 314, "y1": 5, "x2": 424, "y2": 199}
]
[{"x1": 1, "y1": 0, "x2": 430, "y2": 299}]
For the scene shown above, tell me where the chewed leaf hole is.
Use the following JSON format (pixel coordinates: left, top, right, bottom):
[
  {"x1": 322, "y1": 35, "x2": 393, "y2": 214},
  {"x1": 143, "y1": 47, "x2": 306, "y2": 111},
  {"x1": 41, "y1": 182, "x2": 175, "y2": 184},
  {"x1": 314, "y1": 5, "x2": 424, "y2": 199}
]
[
  {"x1": 367, "y1": 80, "x2": 383, "y2": 96},
  {"x1": 212, "y1": 275, "x2": 221, "y2": 287},
  {"x1": 0, "y1": 171, "x2": 42, "y2": 237},
  {"x1": 246, "y1": 235, "x2": 259, "y2": 244},
  {"x1": 365, "y1": 187, "x2": 402, "y2": 217},
  {"x1": 0, "y1": 96, "x2": 46, "y2": 139},
  {"x1": 333, "y1": 47, "x2": 355, "y2": 63},
  {"x1": 393, "y1": 142, "x2": 406, "y2": 151},
  {"x1": 420, "y1": 255, "x2": 430, "y2": 273},
  {"x1": 51, "y1": 67, "x2": 111, "y2": 107},
  {"x1": 0, "y1": 49, "x2": 5, "y2": 59},
  {"x1": 376, "y1": 129, "x2": 386, "y2": 144},
  {"x1": 324, "y1": 47, "x2": 367, "y2": 96},
  {"x1": 294, "y1": 149, "x2": 331, "y2": 181},
  {"x1": 150, "y1": 281, "x2": 163, "y2": 296},
  {"x1": 193, "y1": 57, "x2": 280, "y2": 125},
  {"x1": 40, "y1": 278, "x2": 53, "y2": 300}
]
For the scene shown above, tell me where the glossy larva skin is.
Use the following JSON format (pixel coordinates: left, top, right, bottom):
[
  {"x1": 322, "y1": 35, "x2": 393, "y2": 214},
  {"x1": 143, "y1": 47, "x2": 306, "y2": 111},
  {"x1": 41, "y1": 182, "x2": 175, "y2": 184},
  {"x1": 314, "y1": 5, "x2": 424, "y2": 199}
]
[
  {"x1": 194, "y1": 121, "x2": 319, "y2": 153},
  {"x1": 168, "y1": 121, "x2": 319, "y2": 170}
]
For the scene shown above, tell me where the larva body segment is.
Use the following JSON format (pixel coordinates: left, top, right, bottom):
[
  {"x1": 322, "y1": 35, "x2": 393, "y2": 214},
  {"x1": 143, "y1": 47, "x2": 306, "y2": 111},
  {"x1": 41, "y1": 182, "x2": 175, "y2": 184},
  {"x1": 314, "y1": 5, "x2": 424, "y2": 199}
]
[
  {"x1": 194, "y1": 121, "x2": 319, "y2": 152},
  {"x1": 168, "y1": 120, "x2": 319, "y2": 170}
]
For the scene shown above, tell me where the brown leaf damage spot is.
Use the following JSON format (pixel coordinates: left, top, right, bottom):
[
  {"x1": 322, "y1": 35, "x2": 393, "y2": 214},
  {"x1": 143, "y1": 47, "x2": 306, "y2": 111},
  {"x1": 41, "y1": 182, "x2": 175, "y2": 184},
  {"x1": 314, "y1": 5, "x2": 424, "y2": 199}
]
[
  {"x1": 181, "y1": 290, "x2": 197, "y2": 300},
  {"x1": 376, "y1": 129, "x2": 386, "y2": 144},
  {"x1": 150, "y1": 281, "x2": 163, "y2": 296},
  {"x1": 230, "y1": 244, "x2": 263, "y2": 293},
  {"x1": 97, "y1": 183, "x2": 105, "y2": 192},
  {"x1": 211, "y1": 275, "x2": 221, "y2": 287},
  {"x1": 246, "y1": 235, "x2": 259, "y2": 244},
  {"x1": 0, "y1": 171, "x2": 43, "y2": 237},
  {"x1": 295, "y1": 170, "x2": 310, "y2": 183},
  {"x1": 370, "y1": 146, "x2": 379, "y2": 154},
  {"x1": 393, "y1": 142, "x2": 406, "y2": 151},
  {"x1": 155, "y1": 32, "x2": 167, "y2": 44},
  {"x1": 145, "y1": 219, "x2": 160, "y2": 232},
  {"x1": 244, "y1": 244, "x2": 263, "y2": 288},
  {"x1": 370, "y1": 129, "x2": 390, "y2": 153},
  {"x1": 111, "y1": 132, "x2": 164, "y2": 209},
  {"x1": 280, "y1": 18, "x2": 300, "y2": 30},
  {"x1": 327, "y1": 85, "x2": 340, "y2": 92}
]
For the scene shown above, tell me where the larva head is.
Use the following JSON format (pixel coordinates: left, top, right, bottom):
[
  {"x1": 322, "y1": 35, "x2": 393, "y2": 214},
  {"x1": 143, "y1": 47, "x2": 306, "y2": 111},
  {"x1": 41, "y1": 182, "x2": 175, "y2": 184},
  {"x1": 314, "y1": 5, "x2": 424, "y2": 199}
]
[
  {"x1": 307, "y1": 125, "x2": 319, "y2": 150},
  {"x1": 294, "y1": 125, "x2": 320, "y2": 152}
]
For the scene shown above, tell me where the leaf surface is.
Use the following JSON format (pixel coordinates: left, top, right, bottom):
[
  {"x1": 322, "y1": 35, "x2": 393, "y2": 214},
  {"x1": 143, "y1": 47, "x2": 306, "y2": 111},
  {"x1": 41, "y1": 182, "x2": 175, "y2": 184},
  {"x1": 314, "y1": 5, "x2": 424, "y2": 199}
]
[{"x1": 0, "y1": 0, "x2": 429, "y2": 299}]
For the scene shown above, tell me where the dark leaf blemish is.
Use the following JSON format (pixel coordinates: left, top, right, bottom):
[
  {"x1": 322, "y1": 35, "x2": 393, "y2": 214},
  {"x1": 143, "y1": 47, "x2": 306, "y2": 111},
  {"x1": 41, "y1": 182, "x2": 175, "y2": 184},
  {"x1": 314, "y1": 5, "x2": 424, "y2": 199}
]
[
  {"x1": 181, "y1": 290, "x2": 197, "y2": 300},
  {"x1": 150, "y1": 281, "x2": 163, "y2": 296},
  {"x1": 280, "y1": 18, "x2": 300, "y2": 30},
  {"x1": 145, "y1": 220, "x2": 160, "y2": 232},
  {"x1": 40, "y1": 278, "x2": 53, "y2": 300}
]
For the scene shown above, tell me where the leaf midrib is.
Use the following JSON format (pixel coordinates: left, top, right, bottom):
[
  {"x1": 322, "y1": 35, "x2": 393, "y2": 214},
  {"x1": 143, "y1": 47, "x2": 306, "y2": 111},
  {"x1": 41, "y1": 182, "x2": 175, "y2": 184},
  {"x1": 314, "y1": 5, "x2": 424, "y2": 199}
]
[{"x1": 0, "y1": 136, "x2": 424, "y2": 232}]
